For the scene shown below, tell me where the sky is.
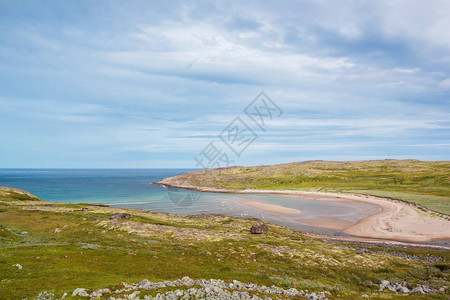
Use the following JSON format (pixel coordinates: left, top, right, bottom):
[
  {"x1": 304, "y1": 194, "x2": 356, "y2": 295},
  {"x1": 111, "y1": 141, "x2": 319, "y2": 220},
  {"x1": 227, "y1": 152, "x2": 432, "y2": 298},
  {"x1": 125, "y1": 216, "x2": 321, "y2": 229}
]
[{"x1": 0, "y1": 0, "x2": 449, "y2": 168}]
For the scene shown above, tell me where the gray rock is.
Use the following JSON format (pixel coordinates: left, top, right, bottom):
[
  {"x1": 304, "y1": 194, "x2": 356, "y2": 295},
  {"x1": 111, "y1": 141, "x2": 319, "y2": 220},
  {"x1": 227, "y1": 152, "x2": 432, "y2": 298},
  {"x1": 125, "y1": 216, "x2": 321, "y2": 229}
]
[
  {"x1": 422, "y1": 285, "x2": 432, "y2": 293},
  {"x1": 127, "y1": 291, "x2": 140, "y2": 299},
  {"x1": 410, "y1": 286, "x2": 425, "y2": 294},
  {"x1": 386, "y1": 284, "x2": 396, "y2": 292},
  {"x1": 379, "y1": 280, "x2": 390, "y2": 291},
  {"x1": 72, "y1": 288, "x2": 88, "y2": 297},
  {"x1": 90, "y1": 291, "x2": 102, "y2": 298},
  {"x1": 35, "y1": 291, "x2": 55, "y2": 300},
  {"x1": 180, "y1": 276, "x2": 194, "y2": 286},
  {"x1": 138, "y1": 279, "x2": 152, "y2": 289},
  {"x1": 250, "y1": 224, "x2": 268, "y2": 234},
  {"x1": 285, "y1": 288, "x2": 299, "y2": 297},
  {"x1": 12, "y1": 263, "x2": 22, "y2": 270},
  {"x1": 81, "y1": 207, "x2": 89, "y2": 212},
  {"x1": 110, "y1": 213, "x2": 132, "y2": 220},
  {"x1": 91, "y1": 288, "x2": 111, "y2": 298},
  {"x1": 309, "y1": 292, "x2": 318, "y2": 300}
]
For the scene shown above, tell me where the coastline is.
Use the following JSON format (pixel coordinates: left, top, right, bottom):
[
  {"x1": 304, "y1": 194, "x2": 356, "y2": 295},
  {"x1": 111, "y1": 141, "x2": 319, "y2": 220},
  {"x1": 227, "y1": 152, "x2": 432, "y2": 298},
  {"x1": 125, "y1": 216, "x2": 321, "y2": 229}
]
[{"x1": 154, "y1": 181, "x2": 450, "y2": 243}]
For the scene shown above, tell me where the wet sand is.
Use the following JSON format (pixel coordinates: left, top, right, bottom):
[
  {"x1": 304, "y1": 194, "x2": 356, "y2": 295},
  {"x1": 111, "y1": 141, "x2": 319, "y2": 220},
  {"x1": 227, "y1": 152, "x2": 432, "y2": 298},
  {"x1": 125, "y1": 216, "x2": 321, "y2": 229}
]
[
  {"x1": 295, "y1": 218, "x2": 354, "y2": 231},
  {"x1": 239, "y1": 199, "x2": 301, "y2": 215}
]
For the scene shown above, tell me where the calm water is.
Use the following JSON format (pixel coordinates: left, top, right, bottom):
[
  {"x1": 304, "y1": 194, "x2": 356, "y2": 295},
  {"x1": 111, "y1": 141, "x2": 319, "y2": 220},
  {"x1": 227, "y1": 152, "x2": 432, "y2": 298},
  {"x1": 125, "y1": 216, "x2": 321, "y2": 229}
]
[{"x1": 0, "y1": 169, "x2": 381, "y2": 236}]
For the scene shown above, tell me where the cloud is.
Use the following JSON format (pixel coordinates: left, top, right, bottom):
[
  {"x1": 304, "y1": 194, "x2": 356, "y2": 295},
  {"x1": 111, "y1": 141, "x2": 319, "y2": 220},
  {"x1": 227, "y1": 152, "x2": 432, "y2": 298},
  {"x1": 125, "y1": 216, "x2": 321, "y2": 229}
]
[
  {"x1": 438, "y1": 78, "x2": 450, "y2": 90},
  {"x1": 0, "y1": 1, "x2": 449, "y2": 167}
]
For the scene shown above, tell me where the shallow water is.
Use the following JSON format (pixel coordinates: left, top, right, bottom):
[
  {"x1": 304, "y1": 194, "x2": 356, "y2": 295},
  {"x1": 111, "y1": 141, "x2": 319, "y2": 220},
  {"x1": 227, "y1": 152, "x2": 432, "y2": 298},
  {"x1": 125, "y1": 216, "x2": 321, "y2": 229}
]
[{"x1": 0, "y1": 169, "x2": 381, "y2": 236}]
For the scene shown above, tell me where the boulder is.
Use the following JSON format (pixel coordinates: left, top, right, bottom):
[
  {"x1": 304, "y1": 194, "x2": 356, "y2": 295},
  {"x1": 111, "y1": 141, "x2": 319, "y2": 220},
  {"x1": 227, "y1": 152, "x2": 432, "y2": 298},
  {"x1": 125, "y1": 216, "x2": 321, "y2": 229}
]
[
  {"x1": 250, "y1": 224, "x2": 268, "y2": 234},
  {"x1": 110, "y1": 213, "x2": 132, "y2": 220},
  {"x1": 81, "y1": 207, "x2": 89, "y2": 212}
]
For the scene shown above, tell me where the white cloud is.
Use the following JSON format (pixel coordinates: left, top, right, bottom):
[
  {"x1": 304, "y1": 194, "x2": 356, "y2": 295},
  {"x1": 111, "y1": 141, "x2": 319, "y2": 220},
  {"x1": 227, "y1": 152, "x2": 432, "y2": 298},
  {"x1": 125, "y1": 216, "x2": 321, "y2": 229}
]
[{"x1": 438, "y1": 78, "x2": 450, "y2": 90}]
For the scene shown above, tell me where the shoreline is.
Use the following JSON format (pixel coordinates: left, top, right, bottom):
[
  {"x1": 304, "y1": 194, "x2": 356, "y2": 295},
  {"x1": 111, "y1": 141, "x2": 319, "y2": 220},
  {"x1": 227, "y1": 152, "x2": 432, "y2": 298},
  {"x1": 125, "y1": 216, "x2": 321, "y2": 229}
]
[{"x1": 154, "y1": 181, "x2": 450, "y2": 244}]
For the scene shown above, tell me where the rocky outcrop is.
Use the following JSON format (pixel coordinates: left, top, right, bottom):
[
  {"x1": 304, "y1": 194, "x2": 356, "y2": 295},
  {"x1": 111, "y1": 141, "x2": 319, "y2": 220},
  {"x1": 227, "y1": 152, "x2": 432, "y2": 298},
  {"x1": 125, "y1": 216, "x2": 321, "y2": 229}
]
[{"x1": 39, "y1": 277, "x2": 332, "y2": 300}]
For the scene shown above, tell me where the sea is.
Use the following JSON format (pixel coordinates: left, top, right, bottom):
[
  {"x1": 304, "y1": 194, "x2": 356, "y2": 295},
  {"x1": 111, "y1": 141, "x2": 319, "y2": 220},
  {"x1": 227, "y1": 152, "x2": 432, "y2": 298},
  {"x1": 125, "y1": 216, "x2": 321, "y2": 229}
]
[{"x1": 0, "y1": 168, "x2": 383, "y2": 236}]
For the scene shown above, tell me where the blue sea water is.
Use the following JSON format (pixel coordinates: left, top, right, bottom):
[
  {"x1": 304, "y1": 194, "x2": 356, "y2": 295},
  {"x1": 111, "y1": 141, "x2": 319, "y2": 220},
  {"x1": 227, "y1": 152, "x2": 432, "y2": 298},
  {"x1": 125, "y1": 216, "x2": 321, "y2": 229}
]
[{"x1": 0, "y1": 169, "x2": 381, "y2": 236}]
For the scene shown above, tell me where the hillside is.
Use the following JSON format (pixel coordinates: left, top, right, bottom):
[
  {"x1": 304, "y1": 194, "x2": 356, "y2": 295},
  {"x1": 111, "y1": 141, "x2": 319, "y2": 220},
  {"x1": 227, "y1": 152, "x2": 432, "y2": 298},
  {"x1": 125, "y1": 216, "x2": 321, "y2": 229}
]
[
  {"x1": 156, "y1": 160, "x2": 450, "y2": 215},
  {"x1": 0, "y1": 186, "x2": 449, "y2": 299}
]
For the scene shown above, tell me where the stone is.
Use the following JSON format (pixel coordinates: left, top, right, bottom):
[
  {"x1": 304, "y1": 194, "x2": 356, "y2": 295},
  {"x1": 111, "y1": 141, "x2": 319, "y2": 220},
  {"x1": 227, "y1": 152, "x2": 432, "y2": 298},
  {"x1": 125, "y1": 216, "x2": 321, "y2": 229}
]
[
  {"x1": 127, "y1": 291, "x2": 140, "y2": 300},
  {"x1": 82, "y1": 207, "x2": 89, "y2": 212},
  {"x1": 91, "y1": 288, "x2": 111, "y2": 298},
  {"x1": 398, "y1": 286, "x2": 409, "y2": 293},
  {"x1": 181, "y1": 276, "x2": 194, "y2": 286},
  {"x1": 110, "y1": 213, "x2": 132, "y2": 220},
  {"x1": 35, "y1": 291, "x2": 55, "y2": 300},
  {"x1": 362, "y1": 294, "x2": 369, "y2": 298},
  {"x1": 379, "y1": 280, "x2": 390, "y2": 291},
  {"x1": 72, "y1": 288, "x2": 88, "y2": 297},
  {"x1": 138, "y1": 279, "x2": 152, "y2": 289},
  {"x1": 53, "y1": 228, "x2": 61, "y2": 233},
  {"x1": 20, "y1": 231, "x2": 28, "y2": 235},
  {"x1": 90, "y1": 291, "x2": 101, "y2": 298},
  {"x1": 250, "y1": 224, "x2": 268, "y2": 234},
  {"x1": 386, "y1": 284, "x2": 396, "y2": 292},
  {"x1": 410, "y1": 286, "x2": 425, "y2": 294},
  {"x1": 12, "y1": 263, "x2": 22, "y2": 269}
]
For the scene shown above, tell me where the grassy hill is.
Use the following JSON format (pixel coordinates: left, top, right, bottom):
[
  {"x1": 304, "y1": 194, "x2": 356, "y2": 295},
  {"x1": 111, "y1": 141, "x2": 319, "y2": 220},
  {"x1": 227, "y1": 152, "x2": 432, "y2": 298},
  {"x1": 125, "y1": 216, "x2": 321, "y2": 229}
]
[
  {"x1": 160, "y1": 160, "x2": 450, "y2": 215},
  {"x1": 0, "y1": 186, "x2": 449, "y2": 299}
]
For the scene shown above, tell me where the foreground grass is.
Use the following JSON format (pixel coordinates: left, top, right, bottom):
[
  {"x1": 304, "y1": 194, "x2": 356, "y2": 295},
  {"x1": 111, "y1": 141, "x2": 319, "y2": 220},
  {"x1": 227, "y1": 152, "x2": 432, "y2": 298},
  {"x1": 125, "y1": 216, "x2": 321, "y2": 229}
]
[
  {"x1": 170, "y1": 160, "x2": 450, "y2": 214},
  {"x1": 0, "y1": 187, "x2": 449, "y2": 299}
]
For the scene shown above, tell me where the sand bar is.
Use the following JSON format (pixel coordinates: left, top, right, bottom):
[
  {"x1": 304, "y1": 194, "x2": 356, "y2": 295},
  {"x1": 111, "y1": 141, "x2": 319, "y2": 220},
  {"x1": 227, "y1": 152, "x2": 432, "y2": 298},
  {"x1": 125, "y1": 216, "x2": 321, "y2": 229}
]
[{"x1": 239, "y1": 199, "x2": 301, "y2": 215}]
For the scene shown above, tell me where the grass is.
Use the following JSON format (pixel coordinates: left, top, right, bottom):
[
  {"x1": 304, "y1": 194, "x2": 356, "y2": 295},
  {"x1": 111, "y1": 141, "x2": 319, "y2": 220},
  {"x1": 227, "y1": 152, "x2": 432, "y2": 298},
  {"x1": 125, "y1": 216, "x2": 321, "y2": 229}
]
[
  {"x1": 169, "y1": 159, "x2": 450, "y2": 214},
  {"x1": 0, "y1": 187, "x2": 448, "y2": 299}
]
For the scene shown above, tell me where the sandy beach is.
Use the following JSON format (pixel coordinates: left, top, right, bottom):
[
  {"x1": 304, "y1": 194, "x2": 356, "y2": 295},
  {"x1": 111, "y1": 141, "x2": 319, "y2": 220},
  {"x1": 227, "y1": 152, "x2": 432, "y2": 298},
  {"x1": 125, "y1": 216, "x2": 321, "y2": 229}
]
[{"x1": 156, "y1": 180, "x2": 450, "y2": 243}]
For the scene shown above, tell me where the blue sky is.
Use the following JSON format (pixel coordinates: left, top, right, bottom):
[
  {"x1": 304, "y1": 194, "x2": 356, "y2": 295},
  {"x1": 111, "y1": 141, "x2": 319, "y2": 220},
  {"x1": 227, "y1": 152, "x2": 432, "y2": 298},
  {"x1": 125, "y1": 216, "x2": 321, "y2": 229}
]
[{"x1": 0, "y1": 0, "x2": 449, "y2": 168}]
